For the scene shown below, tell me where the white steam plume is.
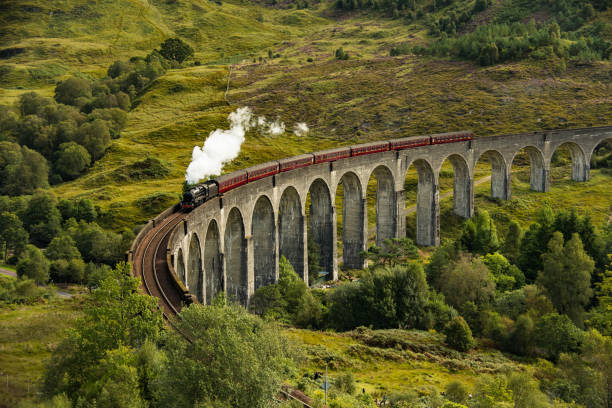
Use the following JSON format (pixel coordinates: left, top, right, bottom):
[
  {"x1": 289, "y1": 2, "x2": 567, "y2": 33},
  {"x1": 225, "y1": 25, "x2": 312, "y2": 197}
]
[
  {"x1": 267, "y1": 119, "x2": 286, "y2": 136},
  {"x1": 294, "y1": 122, "x2": 309, "y2": 136},
  {"x1": 185, "y1": 107, "x2": 253, "y2": 185}
]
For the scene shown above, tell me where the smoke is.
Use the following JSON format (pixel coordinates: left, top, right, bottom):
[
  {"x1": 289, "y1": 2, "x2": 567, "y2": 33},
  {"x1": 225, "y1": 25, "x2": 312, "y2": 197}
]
[
  {"x1": 185, "y1": 107, "x2": 311, "y2": 184},
  {"x1": 294, "y1": 122, "x2": 309, "y2": 136},
  {"x1": 185, "y1": 107, "x2": 253, "y2": 184}
]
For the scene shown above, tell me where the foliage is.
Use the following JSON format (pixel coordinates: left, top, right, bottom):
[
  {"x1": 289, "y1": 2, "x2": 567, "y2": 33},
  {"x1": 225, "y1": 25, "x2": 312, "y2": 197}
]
[
  {"x1": 438, "y1": 255, "x2": 496, "y2": 311},
  {"x1": 459, "y1": 209, "x2": 499, "y2": 255},
  {"x1": 501, "y1": 220, "x2": 522, "y2": 265},
  {"x1": 17, "y1": 244, "x2": 50, "y2": 283},
  {"x1": 534, "y1": 313, "x2": 583, "y2": 361},
  {"x1": 53, "y1": 142, "x2": 91, "y2": 181},
  {"x1": 158, "y1": 38, "x2": 194, "y2": 63},
  {"x1": 586, "y1": 267, "x2": 612, "y2": 336},
  {"x1": 482, "y1": 252, "x2": 525, "y2": 292},
  {"x1": 157, "y1": 302, "x2": 295, "y2": 408},
  {"x1": 327, "y1": 264, "x2": 430, "y2": 330},
  {"x1": 0, "y1": 141, "x2": 49, "y2": 195},
  {"x1": 361, "y1": 238, "x2": 418, "y2": 267},
  {"x1": 42, "y1": 262, "x2": 163, "y2": 404},
  {"x1": 538, "y1": 232, "x2": 594, "y2": 326},
  {"x1": 0, "y1": 211, "x2": 28, "y2": 261},
  {"x1": 443, "y1": 316, "x2": 475, "y2": 352},
  {"x1": 444, "y1": 381, "x2": 468, "y2": 404}
]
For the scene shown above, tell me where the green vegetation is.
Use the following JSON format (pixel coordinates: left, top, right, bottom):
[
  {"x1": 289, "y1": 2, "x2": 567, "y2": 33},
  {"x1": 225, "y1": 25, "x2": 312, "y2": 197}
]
[{"x1": 0, "y1": 0, "x2": 611, "y2": 406}]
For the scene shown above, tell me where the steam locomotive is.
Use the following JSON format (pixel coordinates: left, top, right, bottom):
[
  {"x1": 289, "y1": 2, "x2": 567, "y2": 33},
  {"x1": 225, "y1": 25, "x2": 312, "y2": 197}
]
[{"x1": 180, "y1": 130, "x2": 473, "y2": 211}]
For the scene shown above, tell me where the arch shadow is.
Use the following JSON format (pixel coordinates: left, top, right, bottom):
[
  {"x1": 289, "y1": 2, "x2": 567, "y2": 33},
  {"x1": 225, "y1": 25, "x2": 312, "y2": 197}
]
[
  {"x1": 204, "y1": 219, "x2": 222, "y2": 305},
  {"x1": 252, "y1": 195, "x2": 276, "y2": 290},
  {"x1": 225, "y1": 208, "x2": 247, "y2": 306}
]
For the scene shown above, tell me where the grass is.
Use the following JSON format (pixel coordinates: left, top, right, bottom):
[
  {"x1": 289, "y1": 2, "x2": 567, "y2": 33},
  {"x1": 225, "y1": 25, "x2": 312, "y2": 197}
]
[
  {"x1": 285, "y1": 327, "x2": 522, "y2": 397},
  {"x1": 0, "y1": 298, "x2": 83, "y2": 408}
]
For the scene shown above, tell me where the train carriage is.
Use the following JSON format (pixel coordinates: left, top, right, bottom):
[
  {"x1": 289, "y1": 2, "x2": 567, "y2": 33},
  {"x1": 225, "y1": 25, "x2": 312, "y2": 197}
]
[
  {"x1": 431, "y1": 131, "x2": 473, "y2": 144},
  {"x1": 313, "y1": 147, "x2": 351, "y2": 164},
  {"x1": 389, "y1": 135, "x2": 431, "y2": 150},
  {"x1": 216, "y1": 170, "x2": 248, "y2": 194},
  {"x1": 279, "y1": 154, "x2": 314, "y2": 172},
  {"x1": 351, "y1": 141, "x2": 390, "y2": 156},
  {"x1": 246, "y1": 161, "x2": 280, "y2": 182}
]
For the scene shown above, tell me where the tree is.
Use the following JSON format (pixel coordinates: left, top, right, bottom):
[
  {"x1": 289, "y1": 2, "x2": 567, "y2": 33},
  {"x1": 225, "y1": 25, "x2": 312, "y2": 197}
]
[
  {"x1": 507, "y1": 314, "x2": 535, "y2": 356},
  {"x1": 501, "y1": 220, "x2": 522, "y2": 264},
  {"x1": 587, "y1": 268, "x2": 612, "y2": 337},
  {"x1": 0, "y1": 211, "x2": 28, "y2": 261},
  {"x1": 157, "y1": 302, "x2": 295, "y2": 408},
  {"x1": 43, "y1": 262, "x2": 163, "y2": 402},
  {"x1": 538, "y1": 232, "x2": 594, "y2": 326},
  {"x1": 444, "y1": 316, "x2": 475, "y2": 351},
  {"x1": 16, "y1": 244, "x2": 50, "y2": 283},
  {"x1": 54, "y1": 77, "x2": 92, "y2": 106},
  {"x1": 459, "y1": 209, "x2": 499, "y2": 255},
  {"x1": 361, "y1": 238, "x2": 418, "y2": 268},
  {"x1": 107, "y1": 60, "x2": 130, "y2": 79},
  {"x1": 439, "y1": 255, "x2": 496, "y2": 310},
  {"x1": 75, "y1": 119, "x2": 110, "y2": 160},
  {"x1": 519, "y1": 205, "x2": 555, "y2": 282},
  {"x1": 479, "y1": 42, "x2": 499, "y2": 65},
  {"x1": 425, "y1": 241, "x2": 458, "y2": 290},
  {"x1": 53, "y1": 142, "x2": 91, "y2": 181},
  {"x1": 507, "y1": 372, "x2": 551, "y2": 408},
  {"x1": 46, "y1": 234, "x2": 82, "y2": 261},
  {"x1": 0, "y1": 141, "x2": 49, "y2": 195},
  {"x1": 482, "y1": 252, "x2": 525, "y2": 292},
  {"x1": 22, "y1": 190, "x2": 62, "y2": 246},
  {"x1": 470, "y1": 375, "x2": 512, "y2": 408},
  {"x1": 534, "y1": 313, "x2": 583, "y2": 361},
  {"x1": 158, "y1": 38, "x2": 194, "y2": 63}
]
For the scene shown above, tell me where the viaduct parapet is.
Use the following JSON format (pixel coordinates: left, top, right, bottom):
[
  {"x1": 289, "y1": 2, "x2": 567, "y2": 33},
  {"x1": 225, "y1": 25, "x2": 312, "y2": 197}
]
[{"x1": 165, "y1": 126, "x2": 612, "y2": 306}]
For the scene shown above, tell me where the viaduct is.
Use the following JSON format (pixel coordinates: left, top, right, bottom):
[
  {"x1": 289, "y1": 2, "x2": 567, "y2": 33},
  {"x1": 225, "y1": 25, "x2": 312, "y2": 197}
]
[{"x1": 135, "y1": 126, "x2": 612, "y2": 308}]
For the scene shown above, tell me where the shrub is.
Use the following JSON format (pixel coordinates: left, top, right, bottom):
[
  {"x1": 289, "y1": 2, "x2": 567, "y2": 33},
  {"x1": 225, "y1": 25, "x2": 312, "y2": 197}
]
[
  {"x1": 159, "y1": 38, "x2": 194, "y2": 63},
  {"x1": 443, "y1": 316, "x2": 475, "y2": 351},
  {"x1": 445, "y1": 381, "x2": 469, "y2": 404}
]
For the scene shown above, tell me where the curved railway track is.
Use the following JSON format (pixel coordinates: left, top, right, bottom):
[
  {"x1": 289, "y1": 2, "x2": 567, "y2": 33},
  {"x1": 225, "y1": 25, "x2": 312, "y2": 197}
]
[{"x1": 132, "y1": 211, "x2": 187, "y2": 319}]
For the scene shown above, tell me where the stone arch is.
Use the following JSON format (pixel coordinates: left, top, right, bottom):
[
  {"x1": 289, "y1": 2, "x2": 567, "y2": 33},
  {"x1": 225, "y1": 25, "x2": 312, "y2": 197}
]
[
  {"x1": 188, "y1": 233, "x2": 203, "y2": 303},
  {"x1": 338, "y1": 171, "x2": 365, "y2": 269},
  {"x1": 589, "y1": 137, "x2": 612, "y2": 162},
  {"x1": 368, "y1": 165, "x2": 396, "y2": 246},
  {"x1": 440, "y1": 154, "x2": 472, "y2": 218},
  {"x1": 406, "y1": 159, "x2": 438, "y2": 246},
  {"x1": 308, "y1": 178, "x2": 333, "y2": 280},
  {"x1": 225, "y1": 208, "x2": 247, "y2": 306},
  {"x1": 252, "y1": 195, "x2": 276, "y2": 290},
  {"x1": 204, "y1": 219, "x2": 222, "y2": 305},
  {"x1": 551, "y1": 142, "x2": 588, "y2": 182},
  {"x1": 511, "y1": 145, "x2": 548, "y2": 192},
  {"x1": 279, "y1": 186, "x2": 305, "y2": 279},
  {"x1": 176, "y1": 248, "x2": 186, "y2": 285},
  {"x1": 476, "y1": 150, "x2": 509, "y2": 200}
]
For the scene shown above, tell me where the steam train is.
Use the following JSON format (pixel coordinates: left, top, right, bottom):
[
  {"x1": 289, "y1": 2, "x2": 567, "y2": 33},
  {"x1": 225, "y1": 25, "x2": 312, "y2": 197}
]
[{"x1": 180, "y1": 130, "x2": 473, "y2": 211}]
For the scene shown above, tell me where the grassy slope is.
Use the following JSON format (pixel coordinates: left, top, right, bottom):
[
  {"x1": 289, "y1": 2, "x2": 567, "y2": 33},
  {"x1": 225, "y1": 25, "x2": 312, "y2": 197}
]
[
  {"x1": 286, "y1": 327, "x2": 524, "y2": 398},
  {"x1": 0, "y1": 297, "x2": 83, "y2": 408},
  {"x1": 1, "y1": 0, "x2": 611, "y2": 230}
]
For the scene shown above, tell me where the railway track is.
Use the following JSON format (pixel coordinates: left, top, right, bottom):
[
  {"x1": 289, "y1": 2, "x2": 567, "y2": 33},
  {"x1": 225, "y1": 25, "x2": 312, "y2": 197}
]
[{"x1": 132, "y1": 211, "x2": 187, "y2": 319}]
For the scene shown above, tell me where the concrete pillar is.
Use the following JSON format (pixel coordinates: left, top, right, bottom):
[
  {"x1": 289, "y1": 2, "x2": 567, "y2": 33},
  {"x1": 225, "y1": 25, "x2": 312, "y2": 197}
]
[
  {"x1": 341, "y1": 174, "x2": 366, "y2": 269},
  {"x1": 491, "y1": 155, "x2": 510, "y2": 200},
  {"x1": 279, "y1": 187, "x2": 305, "y2": 280},
  {"x1": 246, "y1": 235, "x2": 254, "y2": 300},
  {"x1": 301, "y1": 209, "x2": 309, "y2": 285},
  {"x1": 204, "y1": 220, "x2": 222, "y2": 305},
  {"x1": 395, "y1": 190, "x2": 406, "y2": 239},
  {"x1": 188, "y1": 234, "x2": 203, "y2": 303},
  {"x1": 448, "y1": 155, "x2": 472, "y2": 218},
  {"x1": 224, "y1": 208, "x2": 247, "y2": 306},
  {"x1": 374, "y1": 167, "x2": 396, "y2": 246},
  {"x1": 331, "y1": 205, "x2": 338, "y2": 280},
  {"x1": 415, "y1": 160, "x2": 439, "y2": 247},
  {"x1": 252, "y1": 197, "x2": 276, "y2": 290},
  {"x1": 308, "y1": 180, "x2": 334, "y2": 281}
]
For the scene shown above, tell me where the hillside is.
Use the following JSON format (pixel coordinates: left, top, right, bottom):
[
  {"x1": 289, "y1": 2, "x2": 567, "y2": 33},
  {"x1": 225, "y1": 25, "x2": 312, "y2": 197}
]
[{"x1": 0, "y1": 0, "x2": 611, "y2": 230}]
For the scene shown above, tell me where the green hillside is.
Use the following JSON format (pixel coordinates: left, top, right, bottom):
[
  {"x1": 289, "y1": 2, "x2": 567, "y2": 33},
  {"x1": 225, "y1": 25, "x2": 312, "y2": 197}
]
[{"x1": 1, "y1": 0, "x2": 611, "y2": 229}]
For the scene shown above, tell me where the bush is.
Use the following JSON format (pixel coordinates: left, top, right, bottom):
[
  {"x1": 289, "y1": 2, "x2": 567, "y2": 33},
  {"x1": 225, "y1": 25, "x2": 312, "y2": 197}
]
[
  {"x1": 443, "y1": 316, "x2": 475, "y2": 351},
  {"x1": 53, "y1": 142, "x2": 91, "y2": 181},
  {"x1": 158, "y1": 38, "x2": 194, "y2": 63},
  {"x1": 445, "y1": 381, "x2": 469, "y2": 404},
  {"x1": 534, "y1": 313, "x2": 583, "y2": 361},
  {"x1": 16, "y1": 244, "x2": 50, "y2": 284},
  {"x1": 335, "y1": 47, "x2": 349, "y2": 60}
]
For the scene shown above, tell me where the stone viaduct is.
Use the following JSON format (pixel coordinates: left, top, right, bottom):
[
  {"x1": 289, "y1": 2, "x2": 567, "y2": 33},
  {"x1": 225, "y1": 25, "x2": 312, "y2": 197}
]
[{"x1": 167, "y1": 126, "x2": 612, "y2": 306}]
